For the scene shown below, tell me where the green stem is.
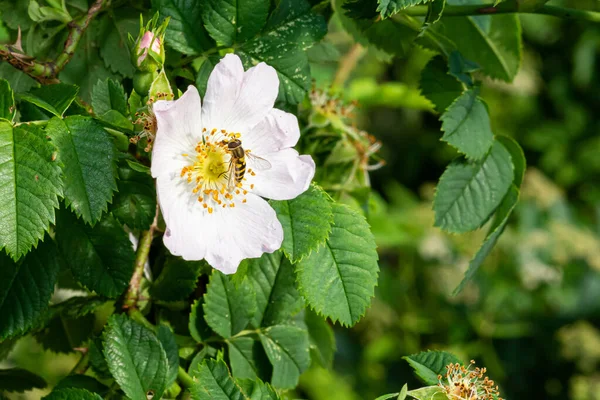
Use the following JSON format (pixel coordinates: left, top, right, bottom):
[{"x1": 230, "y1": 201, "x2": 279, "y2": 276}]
[
  {"x1": 68, "y1": 351, "x2": 90, "y2": 375},
  {"x1": 178, "y1": 366, "x2": 195, "y2": 389},
  {"x1": 123, "y1": 228, "x2": 154, "y2": 311},
  {"x1": 0, "y1": 0, "x2": 105, "y2": 84},
  {"x1": 400, "y1": 3, "x2": 600, "y2": 22}
]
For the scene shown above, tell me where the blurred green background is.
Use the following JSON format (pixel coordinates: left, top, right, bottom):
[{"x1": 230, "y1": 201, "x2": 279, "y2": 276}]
[{"x1": 3, "y1": 6, "x2": 600, "y2": 400}]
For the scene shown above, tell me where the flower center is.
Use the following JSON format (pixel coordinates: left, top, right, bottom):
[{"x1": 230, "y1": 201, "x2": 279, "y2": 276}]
[{"x1": 180, "y1": 129, "x2": 255, "y2": 214}]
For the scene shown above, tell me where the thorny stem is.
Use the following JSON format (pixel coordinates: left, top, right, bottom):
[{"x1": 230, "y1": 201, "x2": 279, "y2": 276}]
[
  {"x1": 333, "y1": 43, "x2": 366, "y2": 88},
  {"x1": 399, "y1": 3, "x2": 600, "y2": 22},
  {"x1": 0, "y1": 0, "x2": 104, "y2": 84},
  {"x1": 123, "y1": 205, "x2": 159, "y2": 311}
]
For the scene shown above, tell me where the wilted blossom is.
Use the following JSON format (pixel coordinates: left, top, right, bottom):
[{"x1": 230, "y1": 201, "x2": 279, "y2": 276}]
[{"x1": 151, "y1": 54, "x2": 315, "y2": 273}]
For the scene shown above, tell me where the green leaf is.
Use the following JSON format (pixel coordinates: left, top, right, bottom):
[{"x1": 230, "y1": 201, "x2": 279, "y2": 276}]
[
  {"x1": 189, "y1": 299, "x2": 214, "y2": 342},
  {"x1": 247, "y1": 251, "x2": 303, "y2": 327},
  {"x1": 111, "y1": 158, "x2": 156, "y2": 230},
  {"x1": 152, "y1": 0, "x2": 215, "y2": 55},
  {"x1": 102, "y1": 314, "x2": 169, "y2": 400},
  {"x1": 407, "y1": 386, "x2": 448, "y2": 400},
  {"x1": 151, "y1": 256, "x2": 203, "y2": 301},
  {"x1": 433, "y1": 140, "x2": 513, "y2": 233},
  {"x1": 35, "y1": 312, "x2": 94, "y2": 353},
  {"x1": 157, "y1": 325, "x2": 179, "y2": 387},
  {"x1": 203, "y1": 271, "x2": 256, "y2": 338},
  {"x1": 89, "y1": 338, "x2": 111, "y2": 379},
  {"x1": 190, "y1": 357, "x2": 246, "y2": 400},
  {"x1": 98, "y1": 14, "x2": 138, "y2": 78},
  {"x1": 270, "y1": 185, "x2": 333, "y2": 262},
  {"x1": 497, "y1": 135, "x2": 526, "y2": 187},
  {"x1": 195, "y1": 55, "x2": 220, "y2": 97},
  {"x1": 305, "y1": 309, "x2": 335, "y2": 368},
  {"x1": 202, "y1": 0, "x2": 270, "y2": 46},
  {"x1": 227, "y1": 336, "x2": 271, "y2": 381},
  {"x1": 0, "y1": 64, "x2": 36, "y2": 94},
  {"x1": 434, "y1": 13, "x2": 521, "y2": 82},
  {"x1": 0, "y1": 122, "x2": 62, "y2": 260},
  {"x1": 237, "y1": 379, "x2": 280, "y2": 399},
  {"x1": 54, "y1": 375, "x2": 109, "y2": 396},
  {"x1": 46, "y1": 116, "x2": 118, "y2": 225},
  {"x1": 91, "y1": 79, "x2": 128, "y2": 116},
  {"x1": 440, "y1": 89, "x2": 494, "y2": 160},
  {"x1": 296, "y1": 203, "x2": 379, "y2": 326},
  {"x1": 403, "y1": 350, "x2": 462, "y2": 385},
  {"x1": 18, "y1": 84, "x2": 79, "y2": 117},
  {"x1": 43, "y1": 388, "x2": 104, "y2": 400},
  {"x1": 56, "y1": 211, "x2": 135, "y2": 298},
  {"x1": 259, "y1": 325, "x2": 310, "y2": 389},
  {"x1": 0, "y1": 368, "x2": 46, "y2": 393},
  {"x1": 420, "y1": 56, "x2": 462, "y2": 113},
  {"x1": 378, "y1": 0, "x2": 432, "y2": 17},
  {"x1": 453, "y1": 185, "x2": 518, "y2": 295},
  {"x1": 237, "y1": 0, "x2": 327, "y2": 104},
  {"x1": 125, "y1": 159, "x2": 151, "y2": 174},
  {"x1": 0, "y1": 79, "x2": 16, "y2": 121},
  {"x1": 0, "y1": 239, "x2": 61, "y2": 339}
]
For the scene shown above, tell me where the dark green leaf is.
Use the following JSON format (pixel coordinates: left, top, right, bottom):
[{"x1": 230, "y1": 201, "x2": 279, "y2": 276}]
[
  {"x1": 43, "y1": 388, "x2": 104, "y2": 399},
  {"x1": 247, "y1": 251, "x2": 303, "y2": 327},
  {"x1": 270, "y1": 184, "x2": 333, "y2": 263},
  {"x1": 111, "y1": 159, "x2": 156, "y2": 230},
  {"x1": 19, "y1": 84, "x2": 79, "y2": 117},
  {"x1": 420, "y1": 56, "x2": 462, "y2": 113},
  {"x1": 152, "y1": 0, "x2": 215, "y2": 55},
  {"x1": 202, "y1": 0, "x2": 270, "y2": 46},
  {"x1": 0, "y1": 64, "x2": 37, "y2": 94},
  {"x1": 195, "y1": 55, "x2": 220, "y2": 97},
  {"x1": 0, "y1": 79, "x2": 16, "y2": 121},
  {"x1": 497, "y1": 135, "x2": 526, "y2": 187},
  {"x1": 433, "y1": 140, "x2": 513, "y2": 233},
  {"x1": 189, "y1": 299, "x2": 214, "y2": 342},
  {"x1": 237, "y1": 379, "x2": 280, "y2": 399},
  {"x1": 54, "y1": 375, "x2": 108, "y2": 396},
  {"x1": 56, "y1": 211, "x2": 135, "y2": 298},
  {"x1": 296, "y1": 204, "x2": 379, "y2": 326},
  {"x1": 91, "y1": 79, "x2": 128, "y2": 116},
  {"x1": 150, "y1": 257, "x2": 202, "y2": 301},
  {"x1": 157, "y1": 325, "x2": 179, "y2": 387},
  {"x1": 227, "y1": 336, "x2": 271, "y2": 381},
  {"x1": 203, "y1": 271, "x2": 256, "y2": 338},
  {"x1": 440, "y1": 89, "x2": 494, "y2": 160},
  {"x1": 403, "y1": 350, "x2": 463, "y2": 385},
  {"x1": 0, "y1": 122, "x2": 62, "y2": 260},
  {"x1": 259, "y1": 325, "x2": 310, "y2": 389},
  {"x1": 190, "y1": 357, "x2": 246, "y2": 400},
  {"x1": 98, "y1": 14, "x2": 138, "y2": 78},
  {"x1": 0, "y1": 239, "x2": 61, "y2": 339},
  {"x1": 89, "y1": 338, "x2": 111, "y2": 379},
  {"x1": 305, "y1": 309, "x2": 335, "y2": 368},
  {"x1": 0, "y1": 368, "x2": 46, "y2": 393},
  {"x1": 102, "y1": 314, "x2": 169, "y2": 400},
  {"x1": 378, "y1": 0, "x2": 432, "y2": 17},
  {"x1": 35, "y1": 313, "x2": 95, "y2": 353},
  {"x1": 46, "y1": 116, "x2": 118, "y2": 225}
]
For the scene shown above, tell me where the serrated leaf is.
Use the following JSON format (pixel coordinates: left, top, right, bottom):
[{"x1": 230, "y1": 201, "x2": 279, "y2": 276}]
[
  {"x1": 0, "y1": 122, "x2": 62, "y2": 260},
  {"x1": 152, "y1": 0, "x2": 215, "y2": 55},
  {"x1": 407, "y1": 386, "x2": 448, "y2": 400},
  {"x1": 440, "y1": 89, "x2": 494, "y2": 160},
  {"x1": 227, "y1": 336, "x2": 271, "y2": 381},
  {"x1": 189, "y1": 299, "x2": 214, "y2": 342},
  {"x1": 56, "y1": 211, "x2": 135, "y2": 298},
  {"x1": 157, "y1": 325, "x2": 179, "y2": 387},
  {"x1": 0, "y1": 64, "x2": 36, "y2": 94},
  {"x1": 434, "y1": 13, "x2": 521, "y2": 82},
  {"x1": 305, "y1": 309, "x2": 335, "y2": 368},
  {"x1": 91, "y1": 79, "x2": 128, "y2": 116},
  {"x1": 259, "y1": 325, "x2": 310, "y2": 389},
  {"x1": 54, "y1": 375, "x2": 109, "y2": 396},
  {"x1": 151, "y1": 256, "x2": 202, "y2": 301},
  {"x1": 98, "y1": 14, "x2": 138, "y2": 78},
  {"x1": 0, "y1": 79, "x2": 16, "y2": 121},
  {"x1": 296, "y1": 204, "x2": 379, "y2": 326},
  {"x1": 18, "y1": 84, "x2": 79, "y2": 117},
  {"x1": 111, "y1": 158, "x2": 156, "y2": 230},
  {"x1": 46, "y1": 116, "x2": 118, "y2": 224},
  {"x1": 237, "y1": 0, "x2": 327, "y2": 104},
  {"x1": 0, "y1": 239, "x2": 60, "y2": 339},
  {"x1": 270, "y1": 185, "x2": 333, "y2": 262},
  {"x1": 43, "y1": 388, "x2": 104, "y2": 400},
  {"x1": 378, "y1": 0, "x2": 432, "y2": 17},
  {"x1": 433, "y1": 140, "x2": 513, "y2": 233},
  {"x1": 420, "y1": 56, "x2": 462, "y2": 113},
  {"x1": 247, "y1": 251, "x2": 303, "y2": 327},
  {"x1": 190, "y1": 358, "x2": 246, "y2": 400},
  {"x1": 0, "y1": 368, "x2": 46, "y2": 393},
  {"x1": 453, "y1": 185, "x2": 518, "y2": 295},
  {"x1": 237, "y1": 379, "x2": 280, "y2": 399},
  {"x1": 404, "y1": 350, "x2": 463, "y2": 385},
  {"x1": 89, "y1": 338, "x2": 111, "y2": 379},
  {"x1": 203, "y1": 271, "x2": 256, "y2": 338},
  {"x1": 102, "y1": 314, "x2": 169, "y2": 400},
  {"x1": 202, "y1": 0, "x2": 270, "y2": 46}
]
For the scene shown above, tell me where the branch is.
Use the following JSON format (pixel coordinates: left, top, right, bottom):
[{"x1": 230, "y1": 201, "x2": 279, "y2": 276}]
[{"x1": 0, "y1": 0, "x2": 104, "y2": 84}]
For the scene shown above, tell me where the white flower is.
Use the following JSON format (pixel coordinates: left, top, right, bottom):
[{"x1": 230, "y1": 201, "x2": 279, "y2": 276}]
[{"x1": 151, "y1": 54, "x2": 315, "y2": 274}]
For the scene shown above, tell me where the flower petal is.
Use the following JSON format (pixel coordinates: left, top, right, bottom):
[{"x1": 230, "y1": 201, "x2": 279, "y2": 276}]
[
  {"x1": 243, "y1": 108, "x2": 300, "y2": 155},
  {"x1": 247, "y1": 149, "x2": 315, "y2": 201},
  {"x1": 158, "y1": 185, "x2": 283, "y2": 274},
  {"x1": 203, "y1": 54, "x2": 279, "y2": 133},
  {"x1": 151, "y1": 86, "x2": 202, "y2": 178}
]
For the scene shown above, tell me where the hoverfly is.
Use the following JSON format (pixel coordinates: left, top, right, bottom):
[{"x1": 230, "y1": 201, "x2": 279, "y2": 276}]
[{"x1": 226, "y1": 139, "x2": 271, "y2": 191}]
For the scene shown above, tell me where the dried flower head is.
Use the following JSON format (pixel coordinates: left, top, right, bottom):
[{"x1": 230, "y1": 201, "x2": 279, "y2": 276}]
[{"x1": 438, "y1": 360, "x2": 503, "y2": 400}]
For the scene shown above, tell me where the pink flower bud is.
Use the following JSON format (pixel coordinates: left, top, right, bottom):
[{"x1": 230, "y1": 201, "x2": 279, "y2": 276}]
[{"x1": 137, "y1": 31, "x2": 161, "y2": 66}]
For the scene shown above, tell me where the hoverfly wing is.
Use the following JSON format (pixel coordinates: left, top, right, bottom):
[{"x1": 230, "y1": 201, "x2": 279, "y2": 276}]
[
  {"x1": 247, "y1": 153, "x2": 272, "y2": 171},
  {"x1": 226, "y1": 161, "x2": 237, "y2": 192}
]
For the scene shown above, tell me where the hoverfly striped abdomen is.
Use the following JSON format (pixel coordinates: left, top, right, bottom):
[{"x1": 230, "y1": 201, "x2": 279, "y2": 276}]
[{"x1": 227, "y1": 139, "x2": 246, "y2": 186}]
